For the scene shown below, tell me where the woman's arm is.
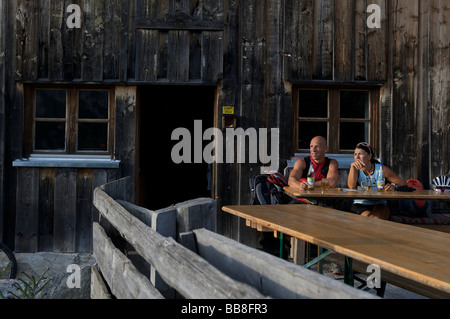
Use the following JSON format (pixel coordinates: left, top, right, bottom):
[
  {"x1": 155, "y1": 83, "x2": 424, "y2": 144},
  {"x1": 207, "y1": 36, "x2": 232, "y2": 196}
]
[{"x1": 347, "y1": 161, "x2": 360, "y2": 189}]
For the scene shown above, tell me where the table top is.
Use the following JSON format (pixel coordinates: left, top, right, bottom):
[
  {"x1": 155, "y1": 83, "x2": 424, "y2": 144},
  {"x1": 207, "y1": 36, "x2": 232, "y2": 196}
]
[
  {"x1": 222, "y1": 204, "x2": 450, "y2": 294},
  {"x1": 284, "y1": 186, "x2": 450, "y2": 201}
]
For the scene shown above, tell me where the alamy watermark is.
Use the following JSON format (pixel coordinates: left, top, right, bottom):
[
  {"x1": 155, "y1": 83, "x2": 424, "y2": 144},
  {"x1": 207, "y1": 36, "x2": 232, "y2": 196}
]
[
  {"x1": 171, "y1": 120, "x2": 279, "y2": 173},
  {"x1": 66, "y1": 264, "x2": 81, "y2": 289},
  {"x1": 66, "y1": 4, "x2": 82, "y2": 29},
  {"x1": 367, "y1": 4, "x2": 381, "y2": 29},
  {"x1": 366, "y1": 264, "x2": 381, "y2": 289}
]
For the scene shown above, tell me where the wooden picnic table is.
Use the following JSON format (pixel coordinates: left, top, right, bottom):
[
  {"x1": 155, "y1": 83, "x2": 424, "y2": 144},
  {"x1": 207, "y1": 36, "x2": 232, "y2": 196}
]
[
  {"x1": 222, "y1": 204, "x2": 450, "y2": 297},
  {"x1": 283, "y1": 186, "x2": 450, "y2": 201}
]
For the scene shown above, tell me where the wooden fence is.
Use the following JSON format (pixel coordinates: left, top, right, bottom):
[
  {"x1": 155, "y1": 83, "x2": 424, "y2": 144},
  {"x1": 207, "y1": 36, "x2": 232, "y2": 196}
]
[{"x1": 91, "y1": 177, "x2": 375, "y2": 299}]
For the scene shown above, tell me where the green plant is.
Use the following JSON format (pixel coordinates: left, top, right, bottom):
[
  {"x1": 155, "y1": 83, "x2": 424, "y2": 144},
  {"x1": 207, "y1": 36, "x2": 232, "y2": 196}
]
[
  {"x1": 0, "y1": 261, "x2": 12, "y2": 280},
  {"x1": 1, "y1": 267, "x2": 54, "y2": 299}
]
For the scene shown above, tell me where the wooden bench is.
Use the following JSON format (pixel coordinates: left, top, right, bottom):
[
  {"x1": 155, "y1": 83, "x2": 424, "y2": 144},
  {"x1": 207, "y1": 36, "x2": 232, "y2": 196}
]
[{"x1": 91, "y1": 177, "x2": 375, "y2": 299}]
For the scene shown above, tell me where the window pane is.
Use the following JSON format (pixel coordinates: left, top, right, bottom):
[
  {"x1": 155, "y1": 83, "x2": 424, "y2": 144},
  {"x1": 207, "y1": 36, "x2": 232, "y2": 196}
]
[
  {"x1": 78, "y1": 123, "x2": 108, "y2": 151},
  {"x1": 79, "y1": 91, "x2": 109, "y2": 119},
  {"x1": 35, "y1": 122, "x2": 66, "y2": 150},
  {"x1": 298, "y1": 90, "x2": 328, "y2": 118},
  {"x1": 36, "y1": 90, "x2": 66, "y2": 118},
  {"x1": 298, "y1": 122, "x2": 328, "y2": 149},
  {"x1": 340, "y1": 91, "x2": 369, "y2": 119},
  {"x1": 340, "y1": 122, "x2": 369, "y2": 150}
]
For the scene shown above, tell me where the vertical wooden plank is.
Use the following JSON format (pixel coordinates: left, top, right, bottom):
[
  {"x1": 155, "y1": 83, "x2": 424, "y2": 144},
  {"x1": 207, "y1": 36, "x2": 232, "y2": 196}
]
[
  {"x1": 216, "y1": 0, "x2": 240, "y2": 239},
  {"x1": 354, "y1": 0, "x2": 367, "y2": 80},
  {"x1": 63, "y1": 0, "x2": 83, "y2": 81},
  {"x1": 202, "y1": 31, "x2": 223, "y2": 83},
  {"x1": 115, "y1": 86, "x2": 137, "y2": 202},
  {"x1": 37, "y1": 0, "x2": 50, "y2": 79},
  {"x1": 119, "y1": 0, "x2": 130, "y2": 82},
  {"x1": 417, "y1": 0, "x2": 430, "y2": 184},
  {"x1": 0, "y1": 0, "x2": 6, "y2": 242},
  {"x1": 15, "y1": 168, "x2": 39, "y2": 253},
  {"x1": 82, "y1": 0, "x2": 104, "y2": 81},
  {"x1": 313, "y1": 0, "x2": 334, "y2": 80},
  {"x1": 201, "y1": 0, "x2": 224, "y2": 82},
  {"x1": 103, "y1": 0, "x2": 121, "y2": 80},
  {"x1": 390, "y1": 0, "x2": 420, "y2": 178},
  {"x1": 367, "y1": 0, "x2": 388, "y2": 81},
  {"x1": 54, "y1": 168, "x2": 77, "y2": 253},
  {"x1": 15, "y1": 0, "x2": 39, "y2": 81},
  {"x1": 237, "y1": 0, "x2": 266, "y2": 248},
  {"x1": 76, "y1": 169, "x2": 94, "y2": 253},
  {"x1": 3, "y1": 1, "x2": 19, "y2": 250},
  {"x1": 166, "y1": 0, "x2": 190, "y2": 82},
  {"x1": 135, "y1": 0, "x2": 157, "y2": 20},
  {"x1": 189, "y1": 31, "x2": 202, "y2": 80},
  {"x1": 334, "y1": 0, "x2": 354, "y2": 81},
  {"x1": 266, "y1": 0, "x2": 291, "y2": 162},
  {"x1": 38, "y1": 168, "x2": 54, "y2": 252},
  {"x1": 48, "y1": 0, "x2": 64, "y2": 81},
  {"x1": 284, "y1": 0, "x2": 314, "y2": 80},
  {"x1": 157, "y1": 30, "x2": 169, "y2": 80},
  {"x1": 429, "y1": 0, "x2": 450, "y2": 179},
  {"x1": 167, "y1": 30, "x2": 190, "y2": 82},
  {"x1": 135, "y1": 29, "x2": 158, "y2": 82}
]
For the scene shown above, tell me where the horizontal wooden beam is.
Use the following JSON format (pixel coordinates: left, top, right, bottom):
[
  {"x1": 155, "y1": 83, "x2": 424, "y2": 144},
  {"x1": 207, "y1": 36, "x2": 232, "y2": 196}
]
[
  {"x1": 93, "y1": 222, "x2": 164, "y2": 299},
  {"x1": 93, "y1": 186, "x2": 265, "y2": 299}
]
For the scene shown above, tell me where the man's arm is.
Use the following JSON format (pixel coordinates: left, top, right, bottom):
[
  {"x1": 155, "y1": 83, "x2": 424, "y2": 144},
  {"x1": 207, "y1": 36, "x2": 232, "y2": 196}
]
[
  {"x1": 288, "y1": 158, "x2": 308, "y2": 190},
  {"x1": 326, "y1": 159, "x2": 340, "y2": 188}
]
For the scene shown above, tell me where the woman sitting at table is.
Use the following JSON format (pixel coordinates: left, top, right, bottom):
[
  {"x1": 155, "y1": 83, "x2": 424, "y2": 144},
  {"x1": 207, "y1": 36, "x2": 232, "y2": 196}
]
[{"x1": 348, "y1": 142, "x2": 406, "y2": 220}]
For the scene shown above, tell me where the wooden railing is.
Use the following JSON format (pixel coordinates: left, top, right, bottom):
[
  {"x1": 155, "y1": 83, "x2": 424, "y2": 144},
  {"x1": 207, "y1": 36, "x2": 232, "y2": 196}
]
[{"x1": 91, "y1": 177, "x2": 375, "y2": 299}]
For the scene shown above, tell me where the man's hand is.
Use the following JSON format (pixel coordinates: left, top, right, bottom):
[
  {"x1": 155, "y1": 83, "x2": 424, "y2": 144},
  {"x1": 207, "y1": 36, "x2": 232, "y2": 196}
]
[{"x1": 297, "y1": 178, "x2": 309, "y2": 191}]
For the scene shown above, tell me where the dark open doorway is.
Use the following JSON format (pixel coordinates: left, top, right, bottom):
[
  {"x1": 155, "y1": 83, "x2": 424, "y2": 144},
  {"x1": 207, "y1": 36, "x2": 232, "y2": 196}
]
[{"x1": 138, "y1": 85, "x2": 216, "y2": 210}]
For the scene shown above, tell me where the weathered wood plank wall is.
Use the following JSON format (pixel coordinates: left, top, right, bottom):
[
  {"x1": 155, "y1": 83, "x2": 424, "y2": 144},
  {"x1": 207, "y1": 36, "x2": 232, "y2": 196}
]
[
  {"x1": 13, "y1": 0, "x2": 224, "y2": 83},
  {"x1": 15, "y1": 168, "x2": 117, "y2": 253},
  {"x1": 283, "y1": 0, "x2": 386, "y2": 82},
  {"x1": 134, "y1": 0, "x2": 223, "y2": 83},
  {"x1": 388, "y1": 0, "x2": 449, "y2": 181},
  {"x1": 0, "y1": 0, "x2": 449, "y2": 249}
]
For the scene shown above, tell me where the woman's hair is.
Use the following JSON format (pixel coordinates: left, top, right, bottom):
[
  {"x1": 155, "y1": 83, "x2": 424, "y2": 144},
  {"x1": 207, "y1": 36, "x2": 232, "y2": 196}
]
[{"x1": 356, "y1": 142, "x2": 380, "y2": 164}]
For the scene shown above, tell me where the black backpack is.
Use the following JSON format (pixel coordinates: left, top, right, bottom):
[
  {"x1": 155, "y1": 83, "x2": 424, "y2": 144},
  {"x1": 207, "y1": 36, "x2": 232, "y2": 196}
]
[{"x1": 249, "y1": 173, "x2": 291, "y2": 205}]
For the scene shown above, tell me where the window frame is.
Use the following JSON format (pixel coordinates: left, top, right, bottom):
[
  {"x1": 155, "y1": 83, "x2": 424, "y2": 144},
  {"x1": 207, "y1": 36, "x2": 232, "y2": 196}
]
[
  {"x1": 24, "y1": 85, "x2": 115, "y2": 157},
  {"x1": 292, "y1": 84, "x2": 380, "y2": 154}
]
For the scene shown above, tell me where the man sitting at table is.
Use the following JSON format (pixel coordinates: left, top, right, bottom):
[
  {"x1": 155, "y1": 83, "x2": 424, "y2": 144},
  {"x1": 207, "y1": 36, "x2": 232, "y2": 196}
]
[{"x1": 288, "y1": 136, "x2": 340, "y2": 191}]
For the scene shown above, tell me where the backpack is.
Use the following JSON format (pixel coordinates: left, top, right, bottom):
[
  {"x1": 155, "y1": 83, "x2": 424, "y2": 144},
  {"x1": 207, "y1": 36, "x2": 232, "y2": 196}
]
[
  {"x1": 394, "y1": 179, "x2": 430, "y2": 217},
  {"x1": 250, "y1": 173, "x2": 291, "y2": 205}
]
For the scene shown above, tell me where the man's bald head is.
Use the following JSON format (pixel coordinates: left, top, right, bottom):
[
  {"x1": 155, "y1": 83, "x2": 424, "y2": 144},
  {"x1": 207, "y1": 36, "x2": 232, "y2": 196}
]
[{"x1": 309, "y1": 136, "x2": 329, "y2": 163}]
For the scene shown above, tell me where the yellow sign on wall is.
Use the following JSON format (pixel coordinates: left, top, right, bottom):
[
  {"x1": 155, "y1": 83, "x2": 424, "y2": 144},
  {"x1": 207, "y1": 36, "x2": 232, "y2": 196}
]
[{"x1": 222, "y1": 106, "x2": 235, "y2": 115}]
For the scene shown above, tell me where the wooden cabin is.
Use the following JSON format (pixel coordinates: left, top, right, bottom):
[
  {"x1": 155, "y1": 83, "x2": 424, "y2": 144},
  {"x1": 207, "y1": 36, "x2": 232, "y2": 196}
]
[{"x1": 0, "y1": 0, "x2": 448, "y2": 253}]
